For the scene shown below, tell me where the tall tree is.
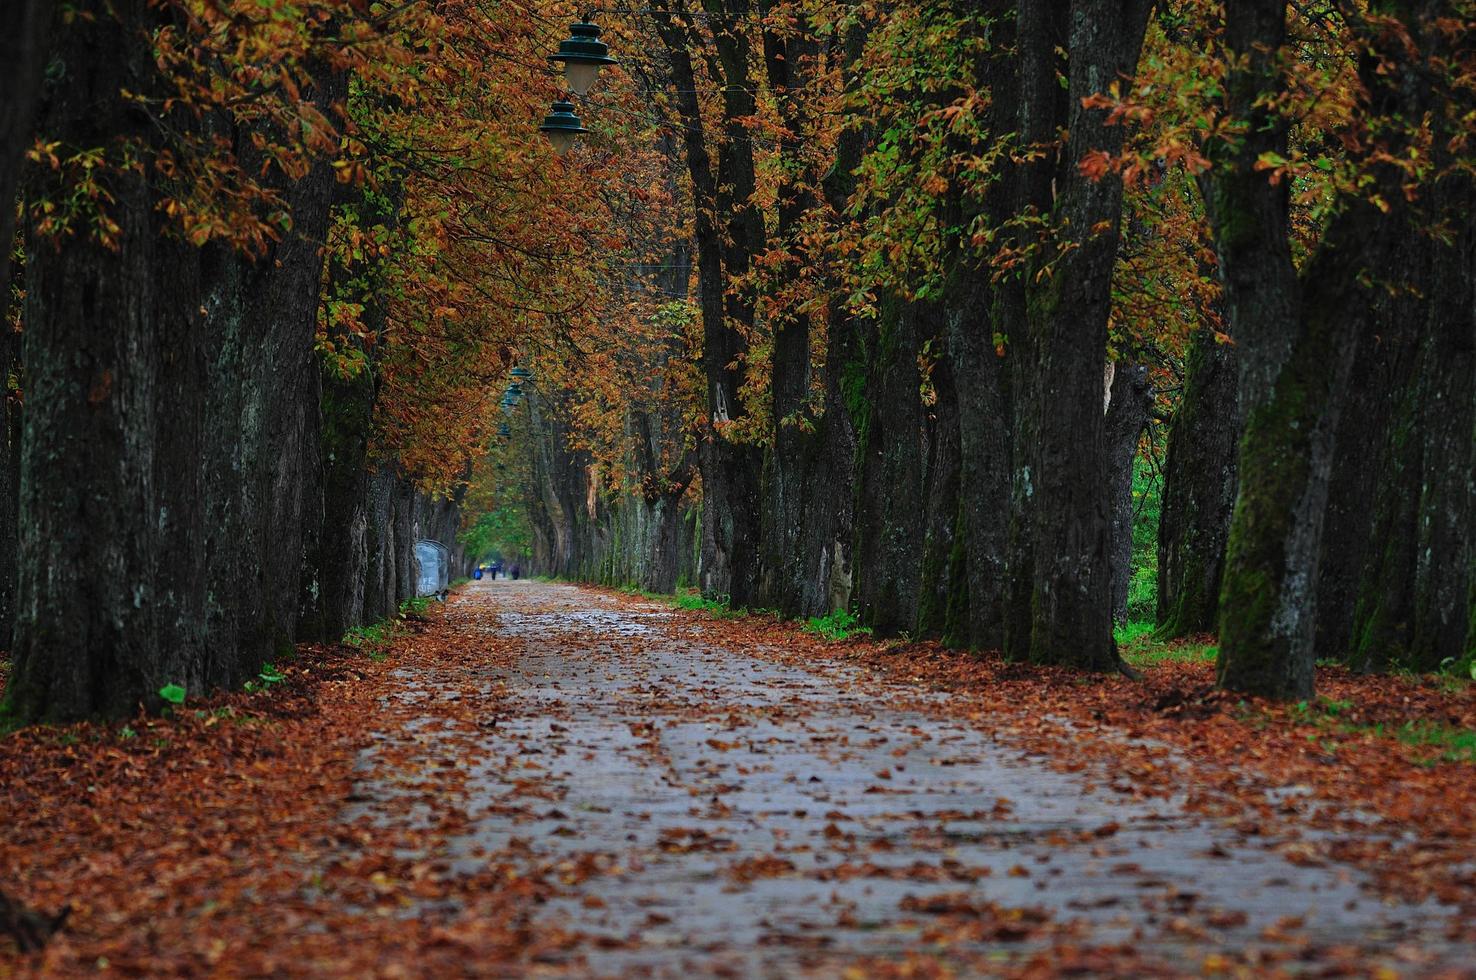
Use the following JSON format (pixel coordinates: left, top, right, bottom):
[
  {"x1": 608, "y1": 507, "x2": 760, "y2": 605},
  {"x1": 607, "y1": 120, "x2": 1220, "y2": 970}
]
[
  {"x1": 5, "y1": 0, "x2": 210, "y2": 721},
  {"x1": 1157, "y1": 325, "x2": 1238, "y2": 638},
  {"x1": 1209, "y1": 0, "x2": 1463, "y2": 698},
  {"x1": 0, "y1": 0, "x2": 53, "y2": 648},
  {"x1": 652, "y1": 0, "x2": 767, "y2": 605},
  {"x1": 1011, "y1": 0, "x2": 1154, "y2": 667}
]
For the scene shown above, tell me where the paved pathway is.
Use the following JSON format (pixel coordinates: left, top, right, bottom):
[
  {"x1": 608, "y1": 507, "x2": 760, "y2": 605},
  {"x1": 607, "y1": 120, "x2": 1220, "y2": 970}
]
[{"x1": 345, "y1": 580, "x2": 1472, "y2": 977}]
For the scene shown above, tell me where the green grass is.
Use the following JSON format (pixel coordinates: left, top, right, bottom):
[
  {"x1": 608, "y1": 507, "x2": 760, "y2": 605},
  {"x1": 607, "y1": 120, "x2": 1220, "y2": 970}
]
[
  {"x1": 671, "y1": 590, "x2": 749, "y2": 618},
  {"x1": 1116, "y1": 621, "x2": 1218, "y2": 668},
  {"x1": 342, "y1": 621, "x2": 394, "y2": 660},
  {"x1": 802, "y1": 608, "x2": 872, "y2": 642},
  {"x1": 1272, "y1": 696, "x2": 1476, "y2": 765},
  {"x1": 1337, "y1": 718, "x2": 1476, "y2": 765}
]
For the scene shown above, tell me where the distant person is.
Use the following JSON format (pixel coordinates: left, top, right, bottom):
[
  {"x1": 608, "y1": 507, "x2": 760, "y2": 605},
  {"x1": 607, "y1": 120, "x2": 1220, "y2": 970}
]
[{"x1": 510, "y1": 564, "x2": 521, "y2": 581}]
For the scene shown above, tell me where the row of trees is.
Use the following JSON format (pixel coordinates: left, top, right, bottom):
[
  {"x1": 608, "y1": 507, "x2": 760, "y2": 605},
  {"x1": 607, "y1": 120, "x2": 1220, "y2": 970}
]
[
  {"x1": 1, "y1": 0, "x2": 1470, "y2": 718},
  {"x1": 0, "y1": 0, "x2": 661, "y2": 723},
  {"x1": 511, "y1": 0, "x2": 1476, "y2": 699}
]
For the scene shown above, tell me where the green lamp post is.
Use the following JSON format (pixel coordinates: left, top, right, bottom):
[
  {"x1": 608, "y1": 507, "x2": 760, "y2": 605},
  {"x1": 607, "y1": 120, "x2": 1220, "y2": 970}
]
[
  {"x1": 549, "y1": 18, "x2": 618, "y2": 97},
  {"x1": 539, "y1": 99, "x2": 589, "y2": 157}
]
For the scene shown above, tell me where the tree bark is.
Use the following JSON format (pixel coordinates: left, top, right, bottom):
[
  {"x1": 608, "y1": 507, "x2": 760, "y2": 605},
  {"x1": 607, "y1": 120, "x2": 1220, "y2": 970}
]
[
  {"x1": 1210, "y1": 0, "x2": 1447, "y2": 698},
  {"x1": 1311, "y1": 309, "x2": 1407, "y2": 662},
  {"x1": 916, "y1": 335, "x2": 964, "y2": 640},
  {"x1": 4, "y1": 0, "x2": 210, "y2": 722},
  {"x1": 947, "y1": 273, "x2": 1011, "y2": 650},
  {"x1": 1156, "y1": 326, "x2": 1239, "y2": 637},
  {"x1": 851, "y1": 296, "x2": 929, "y2": 634},
  {"x1": 1016, "y1": 0, "x2": 1152, "y2": 667},
  {"x1": 200, "y1": 91, "x2": 342, "y2": 681},
  {"x1": 0, "y1": 0, "x2": 53, "y2": 650},
  {"x1": 1353, "y1": 175, "x2": 1476, "y2": 671},
  {"x1": 1105, "y1": 361, "x2": 1154, "y2": 626},
  {"x1": 653, "y1": 1, "x2": 765, "y2": 606}
]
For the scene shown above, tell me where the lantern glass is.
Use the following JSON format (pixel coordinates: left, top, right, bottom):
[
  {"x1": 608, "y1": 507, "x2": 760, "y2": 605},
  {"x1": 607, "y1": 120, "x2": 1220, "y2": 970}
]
[
  {"x1": 546, "y1": 129, "x2": 577, "y2": 156},
  {"x1": 565, "y1": 61, "x2": 602, "y2": 97}
]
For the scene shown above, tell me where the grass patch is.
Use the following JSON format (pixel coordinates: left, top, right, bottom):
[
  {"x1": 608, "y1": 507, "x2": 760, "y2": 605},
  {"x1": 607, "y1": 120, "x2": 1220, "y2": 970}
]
[
  {"x1": 1389, "y1": 720, "x2": 1476, "y2": 764},
  {"x1": 802, "y1": 608, "x2": 872, "y2": 642},
  {"x1": 671, "y1": 590, "x2": 748, "y2": 618},
  {"x1": 1117, "y1": 621, "x2": 1217, "y2": 668},
  {"x1": 1275, "y1": 696, "x2": 1476, "y2": 765},
  {"x1": 341, "y1": 596, "x2": 439, "y2": 661}
]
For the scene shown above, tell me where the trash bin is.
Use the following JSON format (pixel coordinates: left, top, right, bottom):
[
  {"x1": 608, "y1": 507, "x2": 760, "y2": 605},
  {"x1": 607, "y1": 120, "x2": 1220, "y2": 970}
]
[{"x1": 414, "y1": 540, "x2": 451, "y2": 597}]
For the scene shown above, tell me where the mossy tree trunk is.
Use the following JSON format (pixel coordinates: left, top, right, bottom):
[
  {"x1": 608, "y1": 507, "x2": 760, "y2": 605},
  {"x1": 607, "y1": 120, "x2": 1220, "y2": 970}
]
[
  {"x1": 1352, "y1": 173, "x2": 1476, "y2": 672},
  {"x1": 1312, "y1": 303, "x2": 1412, "y2": 663},
  {"x1": 5, "y1": 0, "x2": 210, "y2": 722},
  {"x1": 916, "y1": 329, "x2": 964, "y2": 641},
  {"x1": 1156, "y1": 326, "x2": 1239, "y2": 638},
  {"x1": 851, "y1": 297, "x2": 930, "y2": 633},
  {"x1": 1209, "y1": 0, "x2": 1447, "y2": 698}
]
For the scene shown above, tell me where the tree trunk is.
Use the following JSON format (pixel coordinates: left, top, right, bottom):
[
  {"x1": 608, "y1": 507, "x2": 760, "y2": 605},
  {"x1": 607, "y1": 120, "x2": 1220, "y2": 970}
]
[
  {"x1": 1211, "y1": 0, "x2": 1443, "y2": 698},
  {"x1": 916, "y1": 335, "x2": 964, "y2": 641},
  {"x1": 0, "y1": 0, "x2": 53, "y2": 650},
  {"x1": 1311, "y1": 310, "x2": 1407, "y2": 662},
  {"x1": 851, "y1": 296, "x2": 929, "y2": 634},
  {"x1": 1105, "y1": 361, "x2": 1153, "y2": 626},
  {"x1": 1353, "y1": 178, "x2": 1476, "y2": 671},
  {"x1": 999, "y1": 4, "x2": 1067, "y2": 662},
  {"x1": 1157, "y1": 326, "x2": 1239, "y2": 638},
  {"x1": 200, "y1": 110, "x2": 340, "y2": 679},
  {"x1": 947, "y1": 277, "x2": 1011, "y2": 650},
  {"x1": 305, "y1": 360, "x2": 376, "y2": 638},
  {"x1": 4, "y1": 0, "x2": 209, "y2": 722},
  {"x1": 654, "y1": 3, "x2": 765, "y2": 607},
  {"x1": 1016, "y1": 0, "x2": 1152, "y2": 668},
  {"x1": 362, "y1": 466, "x2": 402, "y2": 625}
]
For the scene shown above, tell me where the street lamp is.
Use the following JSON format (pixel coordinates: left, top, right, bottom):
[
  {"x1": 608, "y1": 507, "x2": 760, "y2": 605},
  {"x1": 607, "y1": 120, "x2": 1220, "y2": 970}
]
[
  {"x1": 539, "y1": 99, "x2": 589, "y2": 157},
  {"x1": 549, "y1": 18, "x2": 618, "y2": 97}
]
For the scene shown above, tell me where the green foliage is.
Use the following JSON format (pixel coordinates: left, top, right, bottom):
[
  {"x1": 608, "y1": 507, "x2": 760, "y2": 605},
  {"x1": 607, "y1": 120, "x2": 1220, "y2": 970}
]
[
  {"x1": 1439, "y1": 655, "x2": 1476, "y2": 682},
  {"x1": 1390, "y1": 721, "x2": 1476, "y2": 765},
  {"x1": 1113, "y1": 620, "x2": 1156, "y2": 648},
  {"x1": 158, "y1": 684, "x2": 187, "y2": 705},
  {"x1": 1119, "y1": 614, "x2": 1217, "y2": 667},
  {"x1": 672, "y1": 591, "x2": 741, "y2": 617},
  {"x1": 802, "y1": 609, "x2": 873, "y2": 643},
  {"x1": 1119, "y1": 637, "x2": 1218, "y2": 668},
  {"x1": 243, "y1": 664, "x2": 287, "y2": 694},
  {"x1": 1282, "y1": 697, "x2": 1476, "y2": 765},
  {"x1": 343, "y1": 621, "x2": 395, "y2": 661},
  {"x1": 1128, "y1": 449, "x2": 1162, "y2": 623},
  {"x1": 460, "y1": 505, "x2": 532, "y2": 566}
]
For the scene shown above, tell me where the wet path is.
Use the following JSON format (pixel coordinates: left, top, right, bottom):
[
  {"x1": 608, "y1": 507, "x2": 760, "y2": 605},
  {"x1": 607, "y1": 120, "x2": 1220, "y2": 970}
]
[{"x1": 347, "y1": 581, "x2": 1472, "y2": 977}]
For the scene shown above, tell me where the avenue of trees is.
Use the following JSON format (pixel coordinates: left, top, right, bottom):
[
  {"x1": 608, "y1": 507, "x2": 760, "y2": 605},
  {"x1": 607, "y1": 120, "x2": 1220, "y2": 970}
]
[
  {"x1": 512, "y1": 0, "x2": 1476, "y2": 700},
  {"x1": 0, "y1": 0, "x2": 1473, "y2": 724}
]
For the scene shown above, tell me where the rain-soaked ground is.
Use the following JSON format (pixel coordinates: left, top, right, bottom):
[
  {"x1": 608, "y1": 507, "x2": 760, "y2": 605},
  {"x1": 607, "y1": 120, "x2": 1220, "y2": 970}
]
[{"x1": 344, "y1": 580, "x2": 1475, "y2": 977}]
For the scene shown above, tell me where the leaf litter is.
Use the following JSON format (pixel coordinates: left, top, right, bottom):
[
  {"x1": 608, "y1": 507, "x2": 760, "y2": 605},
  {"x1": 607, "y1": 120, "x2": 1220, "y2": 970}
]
[{"x1": 2, "y1": 580, "x2": 1474, "y2": 977}]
